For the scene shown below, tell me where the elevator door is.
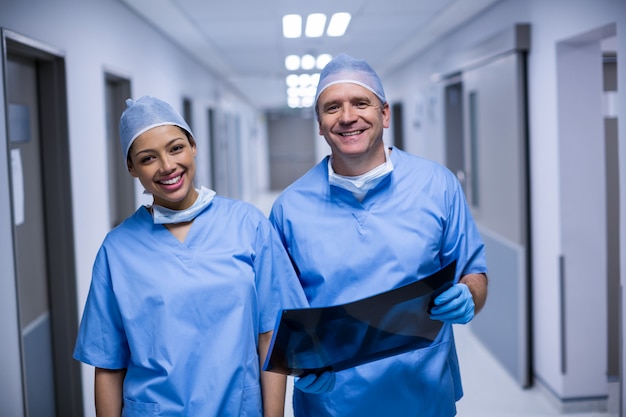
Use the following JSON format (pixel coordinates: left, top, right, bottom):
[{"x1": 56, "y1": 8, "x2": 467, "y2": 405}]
[
  {"x1": 8, "y1": 55, "x2": 57, "y2": 416},
  {"x1": 461, "y1": 51, "x2": 531, "y2": 388}
]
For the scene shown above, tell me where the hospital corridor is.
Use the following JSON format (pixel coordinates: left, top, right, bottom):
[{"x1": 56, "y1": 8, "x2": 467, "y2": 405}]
[{"x1": 0, "y1": 0, "x2": 625, "y2": 416}]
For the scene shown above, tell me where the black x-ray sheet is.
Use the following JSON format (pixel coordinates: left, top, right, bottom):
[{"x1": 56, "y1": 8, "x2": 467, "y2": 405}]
[{"x1": 263, "y1": 261, "x2": 456, "y2": 376}]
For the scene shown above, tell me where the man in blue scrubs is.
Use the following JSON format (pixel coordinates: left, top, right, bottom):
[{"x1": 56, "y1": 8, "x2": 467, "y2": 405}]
[{"x1": 270, "y1": 54, "x2": 488, "y2": 417}]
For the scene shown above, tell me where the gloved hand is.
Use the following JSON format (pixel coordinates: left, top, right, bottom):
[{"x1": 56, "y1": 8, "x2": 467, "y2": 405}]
[
  {"x1": 295, "y1": 371, "x2": 336, "y2": 394},
  {"x1": 429, "y1": 283, "x2": 474, "y2": 324}
]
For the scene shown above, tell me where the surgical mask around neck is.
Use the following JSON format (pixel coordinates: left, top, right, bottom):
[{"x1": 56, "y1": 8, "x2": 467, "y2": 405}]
[
  {"x1": 328, "y1": 148, "x2": 393, "y2": 201},
  {"x1": 151, "y1": 186, "x2": 216, "y2": 224}
]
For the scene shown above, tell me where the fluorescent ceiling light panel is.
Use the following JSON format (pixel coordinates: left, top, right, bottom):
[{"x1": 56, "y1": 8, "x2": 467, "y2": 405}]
[
  {"x1": 288, "y1": 96, "x2": 301, "y2": 108},
  {"x1": 300, "y1": 54, "x2": 316, "y2": 70},
  {"x1": 305, "y1": 13, "x2": 327, "y2": 38},
  {"x1": 283, "y1": 14, "x2": 302, "y2": 38},
  {"x1": 285, "y1": 55, "x2": 300, "y2": 70},
  {"x1": 327, "y1": 12, "x2": 351, "y2": 36},
  {"x1": 286, "y1": 74, "x2": 300, "y2": 87},
  {"x1": 302, "y1": 96, "x2": 315, "y2": 107},
  {"x1": 316, "y1": 54, "x2": 333, "y2": 69},
  {"x1": 326, "y1": 12, "x2": 351, "y2": 37},
  {"x1": 298, "y1": 73, "x2": 312, "y2": 87}
]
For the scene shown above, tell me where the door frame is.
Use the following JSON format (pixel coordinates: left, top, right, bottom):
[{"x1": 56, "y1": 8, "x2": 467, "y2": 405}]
[
  {"x1": 556, "y1": 23, "x2": 618, "y2": 406},
  {"x1": 104, "y1": 72, "x2": 134, "y2": 228},
  {"x1": 1, "y1": 28, "x2": 82, "y2": 416},
  {"x1": 437, "y1": 24, "x2": 532, "y2": 388}
]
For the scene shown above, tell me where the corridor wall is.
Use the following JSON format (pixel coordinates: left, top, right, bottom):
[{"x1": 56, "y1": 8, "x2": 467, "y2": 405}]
[{"x1": 383, "y1": 0, "x2": 626, "y2": 411}]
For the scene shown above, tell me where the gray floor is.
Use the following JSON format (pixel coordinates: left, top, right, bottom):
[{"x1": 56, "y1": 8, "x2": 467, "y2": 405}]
[
  {"x1": 252, "y1": 193, "x2": 618, "y2": 417},
  {"x1": 453, "y1": 325, "x2": 616, "y2": 417}
]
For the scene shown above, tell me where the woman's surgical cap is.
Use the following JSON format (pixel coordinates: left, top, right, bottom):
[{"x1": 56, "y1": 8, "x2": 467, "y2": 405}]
[
  {"x1": 119, "y1": 96, "x2": 193, "y2": 161},
  {"x1": 314, "y1": 53, "x2": 387, "y2": 118}
]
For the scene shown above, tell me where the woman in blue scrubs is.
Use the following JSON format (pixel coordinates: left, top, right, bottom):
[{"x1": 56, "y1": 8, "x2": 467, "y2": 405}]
[
  {"x1": 74, "y1": 96, "x2": 307, "y2": 417},
  {"x1": 270, "y1": 54, "x2": 488, "y2": 417}
]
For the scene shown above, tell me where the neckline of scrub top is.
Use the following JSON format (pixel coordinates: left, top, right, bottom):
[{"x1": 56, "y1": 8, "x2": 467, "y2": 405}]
[{"x1": 140, "y1": 203, "x2": 208, "y2": 250}]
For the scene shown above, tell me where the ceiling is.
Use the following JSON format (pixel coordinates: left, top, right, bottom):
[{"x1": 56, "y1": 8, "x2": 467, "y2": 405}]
[{"x1": 120, "y1": 0, "x2": 502, "y2": 110}]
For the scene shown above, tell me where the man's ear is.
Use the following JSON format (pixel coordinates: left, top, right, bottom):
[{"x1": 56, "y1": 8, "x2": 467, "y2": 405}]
[{"x1": 381, "y1": 102, "x2": 391, "y2": 129}]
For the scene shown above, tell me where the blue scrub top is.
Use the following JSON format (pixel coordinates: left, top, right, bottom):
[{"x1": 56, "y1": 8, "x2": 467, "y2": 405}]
[
  {"x1": 270, "y1": 147, "x2": 487, "y2": 417},
  {"x1": 74, "y1": 196, "x2": 308, "y2": 417}
]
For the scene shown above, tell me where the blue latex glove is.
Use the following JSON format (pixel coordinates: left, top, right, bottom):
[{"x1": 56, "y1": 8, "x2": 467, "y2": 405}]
[
  {"x1": 295, "y1": 371, "x2": 336, "y2": 393},
  {"x1": 429, "y1": 283, "x2": 474, "y2": 324}
]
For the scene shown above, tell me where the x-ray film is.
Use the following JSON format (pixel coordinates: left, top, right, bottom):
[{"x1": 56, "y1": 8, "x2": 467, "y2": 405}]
[{"x1": 263, "y1": 261, "x2": 456, "y2": 376}]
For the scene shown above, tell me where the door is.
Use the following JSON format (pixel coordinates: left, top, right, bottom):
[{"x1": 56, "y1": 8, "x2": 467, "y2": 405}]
[
  {"x1": 556, "y1": 24, "x2": 618, "y2": 403},
  {"x1": 459, "y1": 49, "x2": 531, "y2": 388},
  {"x1": 210, "y1": 109, "x2": 232, "y2": 196},
  {"x1": 267, "y1": 110, "x2": 317, "y2": 191},
  {"x1": 105, "y1": 74, "x2": 135, "y2": 228},
  {"x1": 444, "y1": 79, "x2": 466, "y2": 194},
  {"x1": 391, "y1": 102, "x2": 405, "y2": 150},
  {"x1": 8, "y1": 53, "x2": 57, "y2": 417},
  {"x1": 2, "y1": 29, "x2": 82, "y2": 417},
  {"x1": 210, "y1": 110, "x2": 244, "y2": 199},
  {"x1": 603, "y1": 48, "x2": 620, "y2": 412}
]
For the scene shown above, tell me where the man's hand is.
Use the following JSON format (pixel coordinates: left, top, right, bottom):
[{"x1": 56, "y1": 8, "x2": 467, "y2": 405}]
[
  {"x1": 295, "y1": 371, "x2": 336, "y2": 394},
  {"x1": 429, "y1": 283, "x2": 475, "y2": 324}
]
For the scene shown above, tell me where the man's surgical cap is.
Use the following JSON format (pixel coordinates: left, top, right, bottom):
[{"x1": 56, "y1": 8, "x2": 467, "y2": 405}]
[
  {"x1": 314, "y1": 53, "x2": 387, "y2": 117},
  {"x1": 119, "y1": 96, "x2": 193, "y2": 161}
]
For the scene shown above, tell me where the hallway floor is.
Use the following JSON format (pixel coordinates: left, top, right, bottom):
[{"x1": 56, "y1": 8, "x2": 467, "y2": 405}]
[{"x1": 453, "y1": 325, "x2": 615, "y2": 417}]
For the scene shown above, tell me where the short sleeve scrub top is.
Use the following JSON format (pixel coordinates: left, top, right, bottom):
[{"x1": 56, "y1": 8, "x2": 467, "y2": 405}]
[
  {"x1": 74, "y1": 196, "x2": 307, "y2": 417},
  {"x1": 270, "y1": 147, "x2": 487, "y2": 417}
]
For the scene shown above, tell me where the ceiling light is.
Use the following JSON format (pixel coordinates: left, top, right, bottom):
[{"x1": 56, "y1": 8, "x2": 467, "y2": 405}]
[
  {"x1": 300, "y1": 54, "x2": 316, "y2": 70},
  {"x1": 327, "y1": 12, "x2": 351, "y2": 37},
  {"x1": 285, "y1": 71, "x2": 322, "y2": 108},
  {"x1": 288, "y1": 96, "x2": 301, "y2": 108},
  {"x1": 283, "y1": 14, "x2": 302, "y2": 38},
  {"x1": 298, "y1": 73, "x2": 312, "y2": 86},
  {"x1": 301, "y1": 96, "x2": 315, "y2": 108},
  {"x1": 305, "y1": 86, "x2": 317, "y2": 97},
  {"x1": 284, "y1": 54, "x2": 333, "y2": 72},
  {"x1": 285, "y1": 55, "x2": 300, "y2": 71},
  {"x1": 286, "y1": 74, "x2": 300, "y2": 87},
  {"x1": 305, "y1": 13, "x2": 327, "y2": 38},
  {"x1": 316, "y1": 54, "x2": 332, "y2": 69}
]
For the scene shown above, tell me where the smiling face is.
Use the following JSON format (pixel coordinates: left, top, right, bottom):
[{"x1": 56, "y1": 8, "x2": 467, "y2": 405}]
[
  {"x1": 317, "y1": 82, "x2": 390, "y2": 176},
  {"x1": 127, "y1": 124, "x2": 198, "y2": 210}
]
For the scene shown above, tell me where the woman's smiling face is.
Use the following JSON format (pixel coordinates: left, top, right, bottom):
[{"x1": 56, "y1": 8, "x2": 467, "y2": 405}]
[{"x1": 127, "y1": 124, "x2": 198, "y2": 210}]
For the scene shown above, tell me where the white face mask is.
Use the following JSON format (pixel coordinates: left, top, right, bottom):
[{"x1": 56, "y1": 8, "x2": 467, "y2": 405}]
[
  {"x1": 328, "y1": 148, "x2": 394, "y2": 201},
  {"x1": 151, "y1": 186, "x2": 216, "y2": 224}
]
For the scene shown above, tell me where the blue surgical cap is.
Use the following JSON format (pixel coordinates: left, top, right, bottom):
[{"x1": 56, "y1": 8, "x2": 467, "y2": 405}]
[
  {"x1": 119, "y1": 96, "x2": 193, "y2": 161},
  {"x1": 315, "y1": 53, "x2": 387, "y2": 118}
]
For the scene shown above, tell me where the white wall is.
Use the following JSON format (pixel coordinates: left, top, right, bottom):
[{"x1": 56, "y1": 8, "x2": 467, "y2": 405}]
[
  {"x1": 383, "y1": 0, "x2": 626, "y2": 407},
  {"x1": 0, "y1": 1, "x2": 265, "y2": 416}
]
